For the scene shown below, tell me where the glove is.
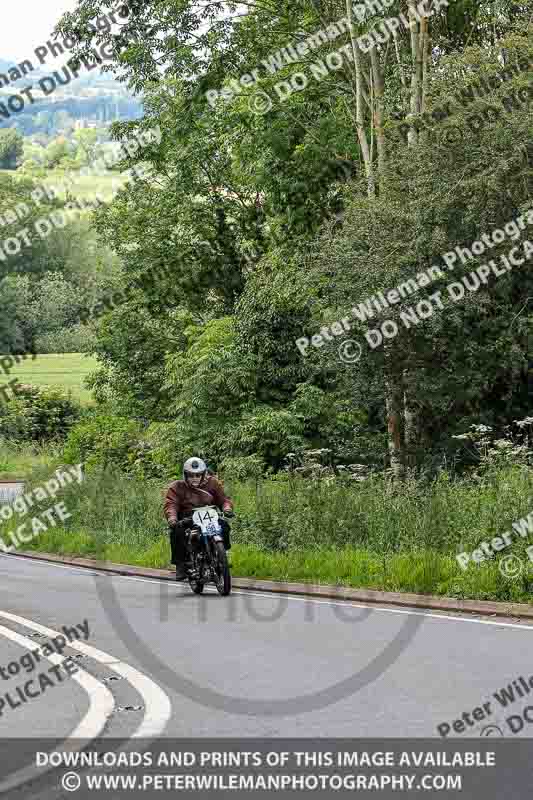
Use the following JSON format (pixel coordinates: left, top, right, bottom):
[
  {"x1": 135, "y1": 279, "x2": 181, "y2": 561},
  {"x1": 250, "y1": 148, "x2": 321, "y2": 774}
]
[
  {"x1": 180, "y1": 517, "x2": 194, "y2": 529},
  {"x1": 170, "y1": 518, "x2": 193, "y2": 533},
  {"x1": 223, "y1": 509, "x2": 235, "y2": 518}
]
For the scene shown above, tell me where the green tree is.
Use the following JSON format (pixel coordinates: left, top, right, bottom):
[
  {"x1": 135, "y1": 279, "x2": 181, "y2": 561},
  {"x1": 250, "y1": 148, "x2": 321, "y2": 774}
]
[
  {"x1": 73, "y1": 128, "x2": 99, "y2": 165},
  {"x1": 56, "y1": 0, "x2": 533, "y2": 477},
  {"x1": 44, "y1": 137, "x2": 72, "y2": 168},
  {"x1": 21, "y1": 140, "x2": 46, "y2": 168},
  {"x1": 0, "y1": 278, "x2": 27, "y2": 353},
  {"x1": 308, "y1": 28, "x2": 533, "y2": 467},
  {"x1": 0, "y1": 129, "x2": 23, "y2": 170},
  {"x1": 25, "y1": 272, "x2": 86, "y2": 338}
]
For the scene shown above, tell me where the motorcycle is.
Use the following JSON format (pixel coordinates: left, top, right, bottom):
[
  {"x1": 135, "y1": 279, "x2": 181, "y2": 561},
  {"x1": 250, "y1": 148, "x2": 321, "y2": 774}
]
[{"x1": 183, "y1": 506, "x2": 232, "y2": 596}]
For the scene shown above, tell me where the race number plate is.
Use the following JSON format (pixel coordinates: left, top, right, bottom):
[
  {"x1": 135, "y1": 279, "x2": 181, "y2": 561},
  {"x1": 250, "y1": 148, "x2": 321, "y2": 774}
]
[{"x1": 192, "y1": 506, "x2": 220, "y2": 534}]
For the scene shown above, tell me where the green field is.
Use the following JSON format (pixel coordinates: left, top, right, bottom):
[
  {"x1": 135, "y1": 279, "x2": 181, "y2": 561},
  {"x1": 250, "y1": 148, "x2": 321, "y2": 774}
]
[
  {"x1": 1, "y1": 169, "x2": 126, "y2": 204},
  {"x1": 0, "y1": 353, "x2": 98, "y2": 403},
  {"x1": 42, "y1": 172, "x2": 127, "y2": 203}
]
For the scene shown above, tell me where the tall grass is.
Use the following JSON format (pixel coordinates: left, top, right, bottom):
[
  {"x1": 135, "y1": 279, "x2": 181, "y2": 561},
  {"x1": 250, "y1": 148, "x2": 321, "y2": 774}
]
[
  {"x1": 0, "y1": 440, "x2": 60, "y2": 479},
  {"x1": 227, "y1": 468, "x2": 533, "y2": 556},
  {"x1": 8, "y1": 464, "x2": 533, "y2": 602}
]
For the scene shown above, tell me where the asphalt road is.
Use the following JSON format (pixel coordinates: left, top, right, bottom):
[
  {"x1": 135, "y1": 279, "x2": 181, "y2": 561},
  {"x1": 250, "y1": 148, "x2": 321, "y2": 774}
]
[{"x1": 1, "y1": 553, "x2": 533, "y2": 796}]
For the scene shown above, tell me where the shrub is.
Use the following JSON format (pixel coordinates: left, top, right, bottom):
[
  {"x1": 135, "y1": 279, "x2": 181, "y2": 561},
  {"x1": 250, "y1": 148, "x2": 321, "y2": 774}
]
[
  {"x1": 63, "y1": 413, "x2": 144, "y2": 473},
  {"x1": 36, "y1": 323, "x2": 97, "y2": 354},
  {"x1": 220, "y1": 454, "x2": 265, "y2": 481},
  {"x1": 0, "y1": 385, "x2": 80, "y2": 442},
  {"x1": 127, "y1": 439, "x2": 168, "y2": 480},
  {"x1": 0, "y1": 399, "x2": 32, "y2": 441},
  {"x1": 229, "y1": 407, "x2": 306, "y2": 469}
]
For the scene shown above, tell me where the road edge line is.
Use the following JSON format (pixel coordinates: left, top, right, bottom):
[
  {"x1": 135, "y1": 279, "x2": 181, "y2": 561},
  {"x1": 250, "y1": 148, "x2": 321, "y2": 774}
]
[{"x1": 7, "y1": 549, "x2": 533, "y2": 621}]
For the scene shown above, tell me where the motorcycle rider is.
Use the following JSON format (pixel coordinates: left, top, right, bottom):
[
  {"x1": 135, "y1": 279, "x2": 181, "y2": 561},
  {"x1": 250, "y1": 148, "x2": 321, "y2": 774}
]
[{"x1": 164, "y1": 457, "x2": 234, "y2": 581}]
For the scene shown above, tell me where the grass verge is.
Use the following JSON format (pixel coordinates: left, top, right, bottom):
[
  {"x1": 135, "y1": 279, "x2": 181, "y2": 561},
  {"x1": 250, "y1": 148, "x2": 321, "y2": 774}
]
[
  {"x1": 2, "y1": 460, "x2": 532, "y2": 604},
  {"x1": 0, "y1": 441, "x2": 59, "y2": 480},
  {"x1": 18, "y1": 533, "x2": 533, "y2": 605}
]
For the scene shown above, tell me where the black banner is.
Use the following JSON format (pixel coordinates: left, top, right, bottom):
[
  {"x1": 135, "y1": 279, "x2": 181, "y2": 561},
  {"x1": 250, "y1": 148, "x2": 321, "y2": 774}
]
[{"x1": 0, "y1": 739, "x2": 532, "y2": 799}]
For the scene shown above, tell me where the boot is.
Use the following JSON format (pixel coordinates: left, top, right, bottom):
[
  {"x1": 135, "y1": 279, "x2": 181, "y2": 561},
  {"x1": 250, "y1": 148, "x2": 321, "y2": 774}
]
[{"x1": 175, "y1": 562, "x2": 187, "y2": 581}]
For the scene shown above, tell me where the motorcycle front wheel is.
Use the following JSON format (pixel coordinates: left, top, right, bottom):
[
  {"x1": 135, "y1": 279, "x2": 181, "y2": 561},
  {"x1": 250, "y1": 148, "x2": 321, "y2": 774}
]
[
  {"x1": 189, "y1": 578, "x2": 204, "y2": 594},
  {"x1": 188, "y1": 552, "x2": 204, "y2": 594},
  {"x1": 213, "y1": 541, "x2": 231, "y2": 596}
]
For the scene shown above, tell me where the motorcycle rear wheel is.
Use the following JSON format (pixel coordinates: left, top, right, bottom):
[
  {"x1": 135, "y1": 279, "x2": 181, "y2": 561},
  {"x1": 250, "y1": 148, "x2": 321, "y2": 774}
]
[{"x1": 213, "y1": 541, "x2": 231, "y2": 596}]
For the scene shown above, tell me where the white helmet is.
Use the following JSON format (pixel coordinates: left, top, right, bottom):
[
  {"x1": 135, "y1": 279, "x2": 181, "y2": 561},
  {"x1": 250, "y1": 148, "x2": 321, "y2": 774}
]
[{"x1": 183, "y1": 456, "x2": 207, "y2": 484}]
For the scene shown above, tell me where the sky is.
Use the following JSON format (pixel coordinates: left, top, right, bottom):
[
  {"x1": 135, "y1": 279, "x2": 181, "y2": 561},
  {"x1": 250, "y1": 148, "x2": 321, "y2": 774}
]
[{"x1": 0, "y1": 0, "x2": 78, "y2": 63}]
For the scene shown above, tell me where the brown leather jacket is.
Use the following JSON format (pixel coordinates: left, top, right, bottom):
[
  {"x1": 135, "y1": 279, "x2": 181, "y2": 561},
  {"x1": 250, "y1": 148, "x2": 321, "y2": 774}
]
[{"x1": 163, "y1": 476, "x2": 233, "y2": 525}]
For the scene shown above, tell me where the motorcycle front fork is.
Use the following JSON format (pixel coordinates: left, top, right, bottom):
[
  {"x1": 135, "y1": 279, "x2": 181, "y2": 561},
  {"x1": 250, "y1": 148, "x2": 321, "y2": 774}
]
[{"x1": 187, "y1": 534, "x2": 204, "y2": 579}]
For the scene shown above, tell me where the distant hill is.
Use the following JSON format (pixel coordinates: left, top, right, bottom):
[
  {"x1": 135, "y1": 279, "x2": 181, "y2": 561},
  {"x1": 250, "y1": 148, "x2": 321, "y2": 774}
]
[
  {"x1": 0, "y1": 56, "x2": 143, "y2": 133},
  {"x1": 0, "y1": 57, "x2": 48, "y2": 87},
  {"x1": 0, "y1": 55, "x2": 135, "y2": 92}
]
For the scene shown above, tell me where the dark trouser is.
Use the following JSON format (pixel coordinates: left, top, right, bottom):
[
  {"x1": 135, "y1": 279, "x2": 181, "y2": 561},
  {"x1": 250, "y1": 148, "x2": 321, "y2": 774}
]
[{"x1": 169, "y1": 519, "x2": 231, "y2": 565}]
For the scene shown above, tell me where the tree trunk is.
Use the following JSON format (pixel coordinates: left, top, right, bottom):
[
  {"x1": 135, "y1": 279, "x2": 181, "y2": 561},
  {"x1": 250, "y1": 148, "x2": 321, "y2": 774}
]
[
  {"x1": 401, "y1": 3, "x2": 430, "y2": 467},
  {"x1": 403, "y1": 368, "x2": 421, "y2": 468},
  {"x1": 385, "y1": 367, "x2": 405, "y2": 478},
  {"x1": 345, "y1": 0, "x2": 436, "y2": 477}
]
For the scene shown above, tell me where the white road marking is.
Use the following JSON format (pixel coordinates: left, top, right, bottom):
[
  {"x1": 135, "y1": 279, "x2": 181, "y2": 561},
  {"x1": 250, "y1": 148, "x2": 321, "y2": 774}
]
[
  {"x1": 0, "y1": 621, "x2": 114, "y2": 794},
  {"x1": 6, "y1": 553, "x2": 533, "y2": 632},
  {"x1": 0, "y1": 608, "x2": 172, "y2": 738},
  {"x1": 0, "y1": 622, "x2": 114, "y2": 735},
  {"x1": 223, "y1": 590, "x2": 533, "y2": 631},
  {"x1": 78, "y1": 566, "x2": 533, "y2": 632}
]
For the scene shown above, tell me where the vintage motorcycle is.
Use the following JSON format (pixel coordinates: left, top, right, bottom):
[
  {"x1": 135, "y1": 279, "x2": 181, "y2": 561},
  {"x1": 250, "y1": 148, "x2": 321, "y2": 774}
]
[{"x1": 183, "y1": 506, "x2": 232, "y2": 596}]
